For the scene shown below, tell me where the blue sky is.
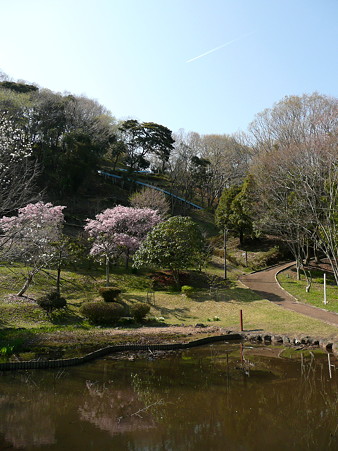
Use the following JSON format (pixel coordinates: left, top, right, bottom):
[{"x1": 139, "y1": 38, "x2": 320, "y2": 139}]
[{"x1": 1, "y1": 0, "x2": 337, "y2": 135}]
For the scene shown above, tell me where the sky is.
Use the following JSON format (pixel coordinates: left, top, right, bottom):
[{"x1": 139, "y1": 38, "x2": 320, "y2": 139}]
[{"x1": 1, "y1": 0, "x2": 337, "y2": 135}]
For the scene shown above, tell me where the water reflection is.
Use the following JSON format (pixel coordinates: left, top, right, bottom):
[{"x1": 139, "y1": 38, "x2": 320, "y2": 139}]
[
  {"x1": 0, "y1": 390, "x2": 56, "y2": 448},
  {"x1": 79, "y1": 381, "x2": 157, "y2": 435},
  {"x1": 0, "y1": 344, "x2": 337, "y2": 450}
]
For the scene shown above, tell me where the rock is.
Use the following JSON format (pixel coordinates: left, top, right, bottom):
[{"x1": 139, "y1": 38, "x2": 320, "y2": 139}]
[
  {"x1": 332, "y1": 343, "x2": 338, "y2": 357},
  {"x1": 195, "y1": 323, "x2": 207, "y2": 328},
  {"x1": 271, "y1": 335, "x2": 283, "y2": 343},
  {"x1": 282, "y1": 336, "x2": 290, "y2": 344},
  {"x1": 319, "y1": 339, "x2": 333, "y2": 350}
]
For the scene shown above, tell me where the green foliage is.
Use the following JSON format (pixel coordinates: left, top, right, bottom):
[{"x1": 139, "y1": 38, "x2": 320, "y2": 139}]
[
  {"x1": 215, "y1": 177, "x2": 253, "y2": 244},
  {"x1": 98, "y1": 287, "x2": 122, "y2": 302},
  {"x1": 119, "y1": 119, "x2": 174, "y2": 172},
  {"x1": 0, "y1": 81, "x2": 38, "y2": 94},
  {"x1": 207, "y1": 316, "x2": 221, "y2": 322},
  {"x1": 0, "y1": 344, "x2": 15, "y2": 357},
  {"x1": 134, "y1": 216, "x2": 208, "y2": 286},
  {"x1": 36, "y1": 291, "x2": 67, "y2": 313},
  {"x1": 80, "y1": 301, "x2": 125, "y2": 325},
  {"x1": 130, "y1": 302, "x2": 150, "y2": 322},
  {"x1": 181, "y1": 285, "x2": 194, "y2": 297}
]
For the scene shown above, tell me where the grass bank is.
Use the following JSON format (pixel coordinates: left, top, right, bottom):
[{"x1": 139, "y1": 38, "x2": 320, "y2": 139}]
[
  {"x1": 1, "y1": 262, "x2": 338, "y2": 361},
  {"x1": 277, "y1": 266, "x2": 338, "y2": 314}
]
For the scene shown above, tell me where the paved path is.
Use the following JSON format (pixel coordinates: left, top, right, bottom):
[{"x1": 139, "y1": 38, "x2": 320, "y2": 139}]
[{"x1": 240, "y1": 262, "x2": 338, "y2": 327}]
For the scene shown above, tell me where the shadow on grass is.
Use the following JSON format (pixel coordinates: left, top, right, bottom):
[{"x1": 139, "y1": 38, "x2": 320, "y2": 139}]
[
  {"x1": 122, "y1": 293, "x2": 191, "y2": 322},
  {"x1": 150, "y1": 304, "x2": 191, "y2": 321},
  {"x1": 49, "y1": 307, "x2": 87, "y2": 326},
  {"x1": 0, "y1": 328, "x2": 37, "y2": 352},
  {"x1": 190, "y1": 287, "x2": 264, "y2": 303},
  {"x1": 238, "y1": 288, "x2": 287, "y2": 304}
]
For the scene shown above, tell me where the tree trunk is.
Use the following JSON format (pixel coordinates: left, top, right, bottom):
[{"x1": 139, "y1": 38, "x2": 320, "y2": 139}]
[
  {"x1": 304, "y1": 239, "x2": 310, "y2": 265},
  {"x1": 301, "y1": 263, "x2": 312, "y2": 292},
  {"x1": 105, "y1": 255, "x2": 110, "y2": 286},
  {"x1": 314, "y1": 240, "x2": 320, "y2": 264},
  {"x1": 239, "y1": 229, "x2": 244, "y2": 247},
  {"x1": 296, "y1": 258, "x2": 301, "y2": 281},
  {"x1": 56, "y1": 265, "x2": 61, "y2": 294},
  {"x1": 223, "y1": 228, "x2": 227, "y2": 280},
  {"x1": 172, "y1": 269, "x2": 180, "y2": 290},
  {"x1": 56, "y1": 250, "x2": 62, "y2": 294},
  {"x1": 17, "y1": 271, "x2": 34, "y2": 297},
  {"x1": 125, "y1": 249, "x2": 130, "y2": 269}
]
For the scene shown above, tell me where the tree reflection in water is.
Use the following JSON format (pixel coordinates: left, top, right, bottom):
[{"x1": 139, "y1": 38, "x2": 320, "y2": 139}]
[
  {"x1": 79, "y1": 380, "x2": 158, "y2": 435},
  {"x1": 0, "y1": 344, "x2": 337, "y2": 450}
]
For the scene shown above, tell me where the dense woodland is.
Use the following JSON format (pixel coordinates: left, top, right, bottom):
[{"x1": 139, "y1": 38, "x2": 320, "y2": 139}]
[{"x1": 0, "y1": 73, "x2": 338, "y2": 286}]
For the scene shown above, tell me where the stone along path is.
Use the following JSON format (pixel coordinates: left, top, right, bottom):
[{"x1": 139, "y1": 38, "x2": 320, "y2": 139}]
[{"x1": 240, "y1": 262, "x2": 338, "y2": 327}]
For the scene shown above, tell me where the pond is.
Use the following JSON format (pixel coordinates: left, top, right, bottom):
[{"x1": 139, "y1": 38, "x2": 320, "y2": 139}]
[{"x1": 0, "y1": 343, "x2": 337, "y2": 450}]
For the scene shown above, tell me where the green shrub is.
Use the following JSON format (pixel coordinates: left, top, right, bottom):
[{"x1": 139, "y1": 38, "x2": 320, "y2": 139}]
[
  {"x1": 80, "y1": 302, "x2": 125, "y2": 325},
  {"x1": 98, "y1": 287, "x2": 122, "y2": 302},
  {"x1": 181, "y1": 285, "x2": 194, "y2": 297},
  {"x1": 117, "y1": 316, "x2": 136, "y2": 326},
  {"x1": 37, "y1": 291, "x2": 67, "y2": 313},
  {"x1": 130, "y1": 303, "x2": 150, "y2": 322},
  {"x1": 0, "y1": 344, "x2": 15, "y2": 357}
]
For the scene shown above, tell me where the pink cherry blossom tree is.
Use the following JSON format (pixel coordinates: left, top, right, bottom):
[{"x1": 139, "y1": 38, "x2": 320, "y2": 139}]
[
  {"x1": 85, "y1": 205, "x2": 162, "y2": 285},
  {"x1": 0, "y1": 201, "x2": 66, "y2": 296}
]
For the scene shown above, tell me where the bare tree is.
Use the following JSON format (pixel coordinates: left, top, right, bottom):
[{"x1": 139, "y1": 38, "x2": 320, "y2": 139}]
[
  {"x1": 169, "y1": 130, "x2": 251, "y2": 209},
  {"x1": 248, "y1": 93, "x2": 338, "y2": 153},
  {"x1": 251, "y1": 133, "x2": 338, "y2": 285},
  {"x1": 129, "y1": 187, "x2": 170, "y2": 218}
]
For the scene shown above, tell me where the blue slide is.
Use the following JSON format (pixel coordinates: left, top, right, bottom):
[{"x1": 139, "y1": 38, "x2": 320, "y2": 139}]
[{"x1": 98, "y1": 170, "x2": 203, "y2": 210}]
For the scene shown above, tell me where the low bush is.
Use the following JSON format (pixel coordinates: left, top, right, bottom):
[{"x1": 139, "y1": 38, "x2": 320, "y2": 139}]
[
  {"x1": 130, "y1": 303, "x2": 150, "y2": 322},
  {"x1": 181, "y1": 285, "x2": 194, "y2": 297},
  {"x1": 80, "y1": 301, "x2": 125, "y2": 325},
  {"x1": 98, "y1": 287, "x2": 122, "y2": 302},
  {"x1": 150, "y1": 272, "x2": 176, "y2": 290},
  {"x1": 117, "y1": 316, "x2": 136, "y2": 326},
  {"x1": 37, "y1": 291, "x2": 67, "y2": 313}
]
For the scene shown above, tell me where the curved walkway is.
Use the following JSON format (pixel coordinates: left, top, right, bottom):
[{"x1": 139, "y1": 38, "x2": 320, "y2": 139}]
[{"x1": 240, "y1": 262, "x2": 338, "y2": 327}]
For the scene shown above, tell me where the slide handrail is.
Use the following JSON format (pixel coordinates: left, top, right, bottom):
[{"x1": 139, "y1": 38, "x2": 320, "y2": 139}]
[{"x1": 98, "y1": 170, "x2": 203, "y2": 210}]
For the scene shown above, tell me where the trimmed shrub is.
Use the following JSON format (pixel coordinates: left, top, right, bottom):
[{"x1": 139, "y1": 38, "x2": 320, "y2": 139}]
[
  {"x1": 37, "y1": 291, "x2": 67, "y2": 313},
  {"x1": 98, "y1": 287, "x2": 122, "y2": 302},
  {"x1": 80, "y1": 302, "x2": 125, "y2": 325},
  {"x1": 130, "y1": 303, "x2": 150, "y2": 322},
  {"x1": 181, "y1": 285, "x2": 194, "y2": 297}
]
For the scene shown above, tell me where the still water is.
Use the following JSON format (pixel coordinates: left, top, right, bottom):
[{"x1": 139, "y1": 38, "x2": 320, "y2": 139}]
[{"x1": 0, "y1": 343, "x2": 337, "y2": 451}]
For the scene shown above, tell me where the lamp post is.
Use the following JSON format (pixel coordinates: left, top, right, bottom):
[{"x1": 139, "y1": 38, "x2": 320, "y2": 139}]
[{"x1": 223, "y1": 227, "x2": 228, "y2": 280}]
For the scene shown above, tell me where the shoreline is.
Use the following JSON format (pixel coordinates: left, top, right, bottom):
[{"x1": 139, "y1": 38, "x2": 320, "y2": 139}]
[{"x1": 1, "y1": 327, "x2": 337, "y2": 371}]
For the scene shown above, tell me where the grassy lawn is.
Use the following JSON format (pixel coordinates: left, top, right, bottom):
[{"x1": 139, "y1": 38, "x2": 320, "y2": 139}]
[
  {"x1": 277, "y1": 267, "x2": 338, "y2": 314},
  {"x1": 1, "y1": 262, "x2": 338, "y2": 354}
]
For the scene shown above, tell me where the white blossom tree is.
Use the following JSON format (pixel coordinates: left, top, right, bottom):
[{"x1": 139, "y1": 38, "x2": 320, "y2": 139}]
[
  {"x1": 0, "y1": 112, "x2": 39, "y2": 215},
  {"x1": 0, "y1": 201, "x2": 65, "y2": 296}
]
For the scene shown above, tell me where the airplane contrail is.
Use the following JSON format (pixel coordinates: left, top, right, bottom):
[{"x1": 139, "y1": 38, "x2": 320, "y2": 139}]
[{"x1": 186, "y1": 32, "x2": 254, "y2": 63}]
